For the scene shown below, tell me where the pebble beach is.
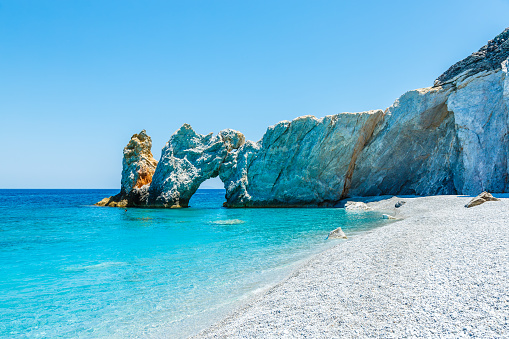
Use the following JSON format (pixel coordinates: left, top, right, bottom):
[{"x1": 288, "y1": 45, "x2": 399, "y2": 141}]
[{"x1": 198, "y1": 195, "x2": 509, "y2": 338}]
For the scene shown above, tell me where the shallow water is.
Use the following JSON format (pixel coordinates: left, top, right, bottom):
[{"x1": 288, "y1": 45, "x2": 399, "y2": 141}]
[{"x1": 0, "y1": 189, "x2": 386, "y2": 338}]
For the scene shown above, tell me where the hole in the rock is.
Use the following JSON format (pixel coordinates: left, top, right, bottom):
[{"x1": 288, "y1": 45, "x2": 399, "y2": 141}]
[
  {"x1": 199, "y1": 177, "x2": 224, "y2": 189},
  {"x1": 188, "y1": 177, "x2": 226, "y2": 208}
]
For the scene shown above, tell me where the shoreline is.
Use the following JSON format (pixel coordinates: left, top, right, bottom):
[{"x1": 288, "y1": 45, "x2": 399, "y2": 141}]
[
  {"x1": 183, "y1": 207, "x2": 385, "y2": 338},
  {"x1": 196, "y1": 194, "x2": 509, "y2": 338}
]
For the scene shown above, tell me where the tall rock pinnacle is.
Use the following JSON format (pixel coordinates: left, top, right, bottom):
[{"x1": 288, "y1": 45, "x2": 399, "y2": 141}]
[
  {"x1": 96, "y1": 130, "x2": 158, "y2": 207},
  {"x1": 121, "y1": 130, "x2": 158, "y2": 196}
]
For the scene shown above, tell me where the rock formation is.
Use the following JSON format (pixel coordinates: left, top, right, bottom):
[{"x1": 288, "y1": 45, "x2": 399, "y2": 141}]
[
  {"x1": 220, "y1": 112, "x2": 384, "y2": 207},
  {"x1": 98, "y1": 27, "x2": 509, "y2": 208},
  {"x1": 147, "y1": 125, "x2": 245, "y2": 207},
  {"x1": 96, "y1": 130, "x2": 158, "y2": 207},
  {"x1": 348, "y1": 86, "x2": 460, "y2": 196}
]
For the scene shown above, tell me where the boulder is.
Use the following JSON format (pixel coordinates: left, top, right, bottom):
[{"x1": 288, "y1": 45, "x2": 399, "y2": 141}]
[
  {"x1": 327, "y1": 227, "x2": 347, "y2": 239},
  {"x1": 465, "y1": 191, "x2": 501, "y2": 208},
  {"x1": 395, "y1": 200, "x2": 406, "y2": 208}
]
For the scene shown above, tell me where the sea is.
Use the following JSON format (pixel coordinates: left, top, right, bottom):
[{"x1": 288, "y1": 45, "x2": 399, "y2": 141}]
[{"x1": 0, "y1": 189, "x2": 387, "y2": 338}]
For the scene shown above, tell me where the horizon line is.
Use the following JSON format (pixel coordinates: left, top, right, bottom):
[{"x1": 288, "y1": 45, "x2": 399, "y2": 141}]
[{"x1": 0, "y1": 188, "x2": 226, "y2": 190}]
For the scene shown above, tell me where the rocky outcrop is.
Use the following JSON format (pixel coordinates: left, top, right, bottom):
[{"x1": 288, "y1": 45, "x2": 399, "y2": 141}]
[
  {"x1": 147, "y1": 125, "x2": 245, "y2": 207},
  {"x1": 96, "y1": 130, "x2": 158, "y2": 207},
  {"x1": 465, "y1": 191, "x2": 501, "y2": 208},
  {"x1": 98, "y1": 27, "x2": 509, "y2": 208},
  {"x1": 434, "y1": 27, "x2": 509, "y2": 87},
  {"x1": 121, "y1": 130, "x2": 159, "y2": 195}
]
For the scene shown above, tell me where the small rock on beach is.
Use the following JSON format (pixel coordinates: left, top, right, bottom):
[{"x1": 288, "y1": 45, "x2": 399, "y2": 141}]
[
  {"x1": 465, "y1": 191, "x2": 501, "y2": 208},
  {"x1": 327, "y1": 227, "x2": 347, "y2": 239}
]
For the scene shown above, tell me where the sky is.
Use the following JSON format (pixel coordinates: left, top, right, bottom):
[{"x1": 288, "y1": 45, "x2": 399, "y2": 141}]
[{"x1": 1, "y1": 0, "x2": 509, "y2": 189}]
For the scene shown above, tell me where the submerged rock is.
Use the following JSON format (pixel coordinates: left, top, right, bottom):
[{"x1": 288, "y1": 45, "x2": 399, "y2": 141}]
[
  {"x1": 95, "y1": 196, "x2": 128, "y2": 208},
  {"x1": 210, "y1": 219, "x2": 245, "y2": 225},
  {"x1": 465, "y1": 192, "x2": 501, "y2": 208}
]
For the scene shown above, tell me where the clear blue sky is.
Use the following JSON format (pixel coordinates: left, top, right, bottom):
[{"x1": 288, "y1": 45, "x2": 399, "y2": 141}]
[{"x1": 1, "y1": 0, "x2": 508, "y2": 189}]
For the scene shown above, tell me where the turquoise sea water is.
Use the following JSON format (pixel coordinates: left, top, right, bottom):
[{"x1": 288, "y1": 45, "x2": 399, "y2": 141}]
[{"x1": 0, "y1": 189, "x2": 386, "y2": 338}]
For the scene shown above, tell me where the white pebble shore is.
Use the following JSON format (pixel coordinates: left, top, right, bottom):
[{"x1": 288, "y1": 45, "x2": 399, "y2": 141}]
[{"x1": 197, "y1": 195, "x2": 509, "y2": 338}]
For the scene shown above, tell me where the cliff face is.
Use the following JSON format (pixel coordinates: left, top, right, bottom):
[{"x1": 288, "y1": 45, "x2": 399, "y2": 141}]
[
  {"x1": 349, "y1": 86, "x2": 460, "y2": 197},
  {"x1": 98, "y1": 27, "x2": 509, "y2": 208},
  {"x1": 220, "y1": 111, "x2": 384, "y2": 207}
]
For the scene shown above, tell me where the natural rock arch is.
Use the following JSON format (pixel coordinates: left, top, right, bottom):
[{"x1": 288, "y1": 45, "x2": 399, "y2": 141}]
[{"x1": 147, "y1": 124, "x2": 245, "y2": 207}]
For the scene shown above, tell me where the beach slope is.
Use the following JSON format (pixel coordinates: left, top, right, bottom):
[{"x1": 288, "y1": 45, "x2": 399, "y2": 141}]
[{"x1": 198, "y1": 195, "x2": 509, "y2": 338}]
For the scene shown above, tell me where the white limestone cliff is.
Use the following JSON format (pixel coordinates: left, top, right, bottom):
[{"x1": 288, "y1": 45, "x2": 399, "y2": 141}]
[
  {"x1": 349, "y1": 86, "x2": 460, "y2": 197},
  {"x1": 98, "y1": 27, "x2": 509, "y2": 208},
  {"x1": 220, "y1": 111, "x2": 384, "y2": 207},
  {"x1": 447, "y1": 67, "x2": 509, "y2": 194}
]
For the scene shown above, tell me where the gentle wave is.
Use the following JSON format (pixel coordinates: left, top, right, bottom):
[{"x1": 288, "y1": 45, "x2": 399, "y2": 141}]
[
  {"x1": 210, "y1": 219, "x2": 245, "y2": 225},
  {"x1": 63, "y1": 262, "x2": 126, "y2": 272}
]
